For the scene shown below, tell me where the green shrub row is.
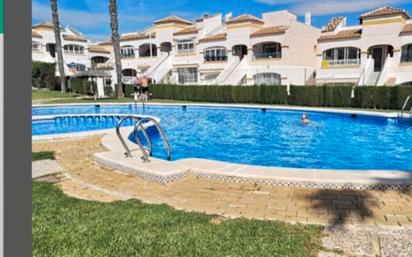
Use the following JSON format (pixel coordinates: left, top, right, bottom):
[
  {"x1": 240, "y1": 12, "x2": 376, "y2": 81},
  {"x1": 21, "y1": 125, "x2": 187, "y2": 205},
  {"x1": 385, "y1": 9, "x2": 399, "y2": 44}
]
[
  {"x1": 70, "y1": 77, "x2": 96, "y2": 95},
  {"x1": 147, "y1": 84, "x2": 288, "y2": 104},
  {"x1": 32, "y1": 61, "x2": 60, "y2": 90},
  {"x1": 145, "y1": 84, "x2": 412, "y2": 110}
]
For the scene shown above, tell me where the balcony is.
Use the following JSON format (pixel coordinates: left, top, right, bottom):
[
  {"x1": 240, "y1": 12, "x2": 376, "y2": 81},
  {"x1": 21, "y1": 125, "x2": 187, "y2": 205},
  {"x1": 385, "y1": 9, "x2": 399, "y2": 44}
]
[
  {"x1": 322, "y1": 59, "x2": 361, "y2": 68},
  {"x1": 204, "y1": 56, "x2": 227, "y2": 62},
  {"x1": 254, "y1": 51, "x2": 281, "y2": 59}
]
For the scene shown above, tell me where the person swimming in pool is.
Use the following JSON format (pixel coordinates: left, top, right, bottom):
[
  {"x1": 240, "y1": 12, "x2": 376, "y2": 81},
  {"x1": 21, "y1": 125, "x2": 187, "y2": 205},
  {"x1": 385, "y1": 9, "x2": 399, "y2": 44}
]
[{"x1": 301, "y1": 113, "x2": 310, "y2": 125}]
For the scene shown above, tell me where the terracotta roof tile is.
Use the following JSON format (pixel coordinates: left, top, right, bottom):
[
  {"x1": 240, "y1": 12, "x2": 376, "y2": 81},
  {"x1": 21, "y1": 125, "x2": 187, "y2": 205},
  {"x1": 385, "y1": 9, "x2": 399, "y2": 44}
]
[
  {"x1": 98, "y1": 40, "x2": 112, "y2": 46},
  {"x1": 360, "y1": 6, "x2": 409, "y2": 19},
  {"x1": 250, "y1": 26, "x2": 288, "y2": 37},
  {"x1": 63, "y1": 34, "x2": 88, "y2": 42},
  {"x1": 32, "y1": 21, "x2": 54, "y2": 29},
  {"x1": 318, "y1": 29, "x2": 362, "y2": 42},
  {"x1": 322, "y1": 17, "x2": 345, "y2": 32},
  {"x1": 173, "y1": 26, "x2": 198, "y2": 36},
  {"x1": 154, "y1": 16, "x2": 193, "y2": 25},
  {"x1": 226, "y1": 14, "x2": 263, "y2": 25},
  {"x1": 120, "y1": 33, "x2": 155, "y2": 41},
  {"x1": 88, "y1": 45, "x2": 111, "y2": 54},
  {"x1": 32, "y1": 30, "x2": 42, "y2": 38},
  {"x1": 198, "y1": 33, "x2": 227, "y2": 43},
  {"x1": 400, "y1": 24, "x2": 412, "y2": 36}
]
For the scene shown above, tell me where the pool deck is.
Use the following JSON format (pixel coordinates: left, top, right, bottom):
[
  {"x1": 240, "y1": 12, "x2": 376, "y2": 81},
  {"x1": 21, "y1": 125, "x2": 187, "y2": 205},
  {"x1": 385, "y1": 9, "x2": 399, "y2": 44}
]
[{"x1": 32, "y1": 136, "x2": 412, "y2": 228}]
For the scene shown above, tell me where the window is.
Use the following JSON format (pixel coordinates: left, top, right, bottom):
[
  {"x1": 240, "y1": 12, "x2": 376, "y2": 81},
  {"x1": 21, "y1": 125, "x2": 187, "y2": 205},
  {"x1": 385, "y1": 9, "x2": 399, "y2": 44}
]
[
  {"x1": 254, "y1": 42, "x2": 282, "y2": 58},
  {"x1": 32, "y1": 41, "x2": 41, "y2": 52},
  {"x1": 64, "y1": 44, "x2": 84, "y2": 55},
  {"x1": 401, "y1": 44, "x2": 412, "y2": 63},
  {"x1": 122, "y1": 69, "x2": 137, "y2": 77},
  {"x1": 204, "y1": 47, "x2": 227, "y2": 62},
  {"x1": 91, "y1": 56, "x2": 109, "y2": 64},
  {"x1": 323, "y1": 47, "x2": 360, "y2": 65},
  {"x1": 120, "y1": 46, "x2": 135, "y2": 57},
  {"x1": 139, "y1": 44, "x2": 157, "y2": 57},
  {"x1": 177, "y1": 40, "x2": 195, "y2": 53},
  {"x1": 67, "y1": 63, "x2": 86, "y2": 71},
  {"x1": 178, "y1": 68, "x2": 198, "y2": 84},
  {"x1": 254, "y1": 73, "x2": 281, "y2": 85}
]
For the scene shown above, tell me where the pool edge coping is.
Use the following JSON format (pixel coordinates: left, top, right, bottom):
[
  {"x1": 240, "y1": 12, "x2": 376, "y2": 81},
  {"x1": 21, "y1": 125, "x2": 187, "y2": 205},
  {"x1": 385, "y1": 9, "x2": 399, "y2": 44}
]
[
  {"x1": 94, "y1": 129, "x2": 412, "y2": 190},
  {"x1": 32, "y1": 102, "x2": 399, "y2": 118}
]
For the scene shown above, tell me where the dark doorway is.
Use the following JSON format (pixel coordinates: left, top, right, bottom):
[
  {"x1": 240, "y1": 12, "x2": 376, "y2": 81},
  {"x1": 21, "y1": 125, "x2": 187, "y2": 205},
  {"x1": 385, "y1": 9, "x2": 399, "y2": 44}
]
[
  {"x1": 372, "y1": 47, "x2": 383, "y2": 72},
  {"x1": 46, "y1": 43, "x2": 56, "y2": 58},
  {"x1": 368, "y1": 45, "x2": 394, "y2": 72},
  {"x1": 232, "y1": 45, "x2": 247, "y2": 60}
]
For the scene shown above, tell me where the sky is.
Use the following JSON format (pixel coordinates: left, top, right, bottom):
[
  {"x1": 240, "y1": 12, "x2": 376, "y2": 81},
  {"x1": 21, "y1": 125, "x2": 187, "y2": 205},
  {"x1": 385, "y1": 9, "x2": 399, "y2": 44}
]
[{"x1": 32, "y1": 0, "x2": 412, "y2": 42}]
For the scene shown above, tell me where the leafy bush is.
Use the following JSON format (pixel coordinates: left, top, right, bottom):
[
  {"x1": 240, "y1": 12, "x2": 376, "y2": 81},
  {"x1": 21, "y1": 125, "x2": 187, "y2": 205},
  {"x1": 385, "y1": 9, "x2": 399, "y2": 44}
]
[
  {"x1": 103, "y1": 86, "x2": 114, "y2": 98},
  {"x1": 32, "y1": 61, "x2": 60, "y2": 90},
  {"x1": 70, "y1": 78, "x2": 96, "y2": 95}
]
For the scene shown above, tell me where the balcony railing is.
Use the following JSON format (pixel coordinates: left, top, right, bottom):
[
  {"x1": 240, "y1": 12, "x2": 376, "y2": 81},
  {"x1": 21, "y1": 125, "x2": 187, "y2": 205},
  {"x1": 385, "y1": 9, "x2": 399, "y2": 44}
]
[
  {"x1": 64, "y1": 51, "x2": 85, "y2": 55},
  {"x1": 122, "y1": 76, "x2": 135, "y2": 84},
  {"x1": 254, "y1": 51, "x2": 281, "y2": 59},
  {"x1": 121, "y1": 54, "x2": 135, "y2": 59},
  {"x1": 177, "y1": 48, "x2": 195, "y2": 54},
  {"x1": 204, "y1": 56, "x2": 227, "y2": 62},
  {"x1": 327, "y1": 59, "x2": 361, "y2": 66}
]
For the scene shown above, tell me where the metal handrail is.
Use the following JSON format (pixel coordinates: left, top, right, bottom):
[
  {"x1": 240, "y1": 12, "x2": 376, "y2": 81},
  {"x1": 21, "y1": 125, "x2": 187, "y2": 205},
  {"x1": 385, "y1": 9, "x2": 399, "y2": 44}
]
[
  {"x1": 116, "y1": 116, "x2": 151, "y2": 157},
  {"x1": 133, "y1": 117, "x2": 171, "y2": 161},
  {"x1": 400, "y1": 95, "x2": 412, "y2": 118}
]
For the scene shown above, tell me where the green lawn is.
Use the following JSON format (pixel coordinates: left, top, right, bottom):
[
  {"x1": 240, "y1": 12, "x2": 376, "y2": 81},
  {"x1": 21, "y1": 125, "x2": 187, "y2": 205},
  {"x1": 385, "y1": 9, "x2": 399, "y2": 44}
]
[
  {"x1": 32, "y1": 181, "x2": 322, "y2": 257},
  {"x1": 32, "y1": 151, "x2": 55, "y2": 161},
  {"x1": 32, "y1": 89, "x2": 80, "y2": 100}
]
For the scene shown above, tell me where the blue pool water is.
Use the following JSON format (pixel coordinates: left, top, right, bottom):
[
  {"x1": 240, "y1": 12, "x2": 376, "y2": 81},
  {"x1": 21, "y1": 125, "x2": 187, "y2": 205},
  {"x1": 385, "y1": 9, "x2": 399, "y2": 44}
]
[{"x1": 32, "y1": 105, "x2": 412, "y2": 171}]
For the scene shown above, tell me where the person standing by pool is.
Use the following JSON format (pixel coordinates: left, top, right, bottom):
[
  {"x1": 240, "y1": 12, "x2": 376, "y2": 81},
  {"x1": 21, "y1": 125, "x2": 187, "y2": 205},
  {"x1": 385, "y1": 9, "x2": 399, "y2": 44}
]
[
  {"x1": 141, "y1": 75, "x2": 149, "y2": 102},
  {"x1": 133, "y1": 75, "x2": 142, "y2": 102}
]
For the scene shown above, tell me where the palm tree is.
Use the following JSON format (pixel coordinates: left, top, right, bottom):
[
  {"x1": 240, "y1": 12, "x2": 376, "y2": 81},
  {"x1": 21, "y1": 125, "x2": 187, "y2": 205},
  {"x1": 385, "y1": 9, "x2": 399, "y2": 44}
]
[
  {"x1": 50, "y1": 0, "x2": 66, "y2": 92},
  {"x1": 108, "y1": 0, "x2": 123, "y2": 97}
]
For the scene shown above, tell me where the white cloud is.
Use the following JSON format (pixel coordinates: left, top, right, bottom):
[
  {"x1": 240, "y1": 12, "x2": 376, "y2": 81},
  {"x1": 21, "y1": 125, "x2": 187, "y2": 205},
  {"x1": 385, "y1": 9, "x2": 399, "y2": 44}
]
[
  {"x1": 32, "y1": 1, "x2": 155, "y2": 29},
  {"x1": 255, "y1": 0, "x2": 404, "y2": 16}
]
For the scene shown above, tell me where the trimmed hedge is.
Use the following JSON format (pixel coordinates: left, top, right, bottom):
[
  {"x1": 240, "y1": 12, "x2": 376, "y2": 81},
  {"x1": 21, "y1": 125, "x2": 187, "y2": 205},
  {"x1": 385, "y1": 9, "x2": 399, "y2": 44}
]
[
  {"x1": 145, "y1": 84, "x2": 412, "y2": 110},
  {"x1": 70, "y1": 77, "x2": 96, "y2": 95},
  {"x1": 147, "y1": 84, "x2": 288, "y2": 104},
  {"x1": 32, "y1": 61, "x2": 60, "y2": 90}
]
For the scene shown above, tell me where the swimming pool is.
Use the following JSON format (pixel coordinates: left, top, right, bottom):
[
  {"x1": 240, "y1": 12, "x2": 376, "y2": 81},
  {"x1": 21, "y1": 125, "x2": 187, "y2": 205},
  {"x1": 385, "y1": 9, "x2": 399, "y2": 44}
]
[{"x1": 32, "y1": 104, "x2": 412, "y2": 171}]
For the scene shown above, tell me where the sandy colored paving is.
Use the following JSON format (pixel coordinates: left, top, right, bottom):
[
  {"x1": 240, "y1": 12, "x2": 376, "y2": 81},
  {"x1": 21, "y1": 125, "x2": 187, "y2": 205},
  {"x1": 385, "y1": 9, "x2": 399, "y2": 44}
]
[{"x1": 33, "y1": 136, "x2": 412, "y2": 227}]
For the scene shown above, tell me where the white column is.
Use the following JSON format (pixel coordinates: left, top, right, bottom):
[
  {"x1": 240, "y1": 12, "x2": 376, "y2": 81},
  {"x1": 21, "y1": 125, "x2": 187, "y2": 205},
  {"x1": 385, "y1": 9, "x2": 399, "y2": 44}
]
[{"x1": 96, "y1": 78, "x2": 105, "y2": 97}]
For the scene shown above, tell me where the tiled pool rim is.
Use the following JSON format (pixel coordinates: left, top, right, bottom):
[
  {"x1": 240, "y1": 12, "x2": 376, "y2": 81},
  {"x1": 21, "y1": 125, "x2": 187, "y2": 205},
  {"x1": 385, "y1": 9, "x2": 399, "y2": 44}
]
[{"x1": 32, "y1": 103, "x2": 412, "y2": 190}]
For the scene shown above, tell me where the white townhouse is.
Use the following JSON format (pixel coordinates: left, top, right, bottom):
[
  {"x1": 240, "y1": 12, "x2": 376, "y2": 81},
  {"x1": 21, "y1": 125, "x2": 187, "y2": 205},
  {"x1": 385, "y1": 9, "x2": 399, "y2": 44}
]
[
  {"x1": 31, "y1": 21, "x2": 111, "y2": 76},
  {"x1": 32, "y1": 6, "x2": 412, "y2": 90},
  {"x1": 101, "y1": 10, "x2": 320, "y2": 86},
  {"x1": 316, "y1": 6, "x2": 412, "y2": 86}
]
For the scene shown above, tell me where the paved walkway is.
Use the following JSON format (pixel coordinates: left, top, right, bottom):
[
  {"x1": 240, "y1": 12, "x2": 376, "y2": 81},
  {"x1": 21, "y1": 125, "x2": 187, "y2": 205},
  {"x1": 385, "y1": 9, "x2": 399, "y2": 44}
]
[
  {"x1": 32, "y1": 159, "x2": 63, "y2": 178},
  {"x1": 318, "y1": 226, "x2": 412, "y2": 257},
  {"x1": 32, "y1": 136, "x2": 412, "y2": 227}
]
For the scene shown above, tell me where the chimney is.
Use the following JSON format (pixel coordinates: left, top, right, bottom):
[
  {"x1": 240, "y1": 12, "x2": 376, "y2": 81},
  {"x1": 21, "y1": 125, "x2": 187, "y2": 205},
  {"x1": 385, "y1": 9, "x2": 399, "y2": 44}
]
[{"x1": 305, "y1": 12, "x2": 311, "y2": 25}]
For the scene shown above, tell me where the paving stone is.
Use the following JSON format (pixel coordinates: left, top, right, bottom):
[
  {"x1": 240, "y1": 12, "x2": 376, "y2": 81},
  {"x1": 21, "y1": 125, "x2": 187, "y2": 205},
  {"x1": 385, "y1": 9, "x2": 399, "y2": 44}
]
[
  {"x1": 33, "y1": 137, "x2": 412, "y2": 228},
  {"x1": 32, "y1": 159, "x2": 63, "y2": 178}
]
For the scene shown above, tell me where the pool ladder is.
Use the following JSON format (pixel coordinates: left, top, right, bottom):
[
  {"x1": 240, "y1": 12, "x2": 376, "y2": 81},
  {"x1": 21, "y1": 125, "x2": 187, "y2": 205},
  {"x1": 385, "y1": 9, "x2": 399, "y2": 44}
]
[
  {"x1": 116, "y1": 115, "x2": 171, "y2": 162},
  {"x1": 399, "y1": 95, "x2": 412, "y2": 119}
]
